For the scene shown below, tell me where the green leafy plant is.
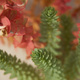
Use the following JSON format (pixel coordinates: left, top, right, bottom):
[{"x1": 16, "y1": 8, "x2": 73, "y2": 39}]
[
  {"x1": 60, "y1": 14, "x2": 76, "y2": 61},
  {"x1": 0, "y1": 50, "x2": 43, "y2": 80},
  {"x1": 40, "y1": 7, "x2": 61, "y2": 55},
  {"x1": 0, "y1": 6, "x2": 80, "y2": 80},
  {"x1": 31, "y1": 7, "x2": 80, "y2": 80},
  {"x1": 31, "y1": 49, "x2": 66, "y2": 80},
  {"x1": 63, "y1": 37, "x2": 80, "y2": 80}
]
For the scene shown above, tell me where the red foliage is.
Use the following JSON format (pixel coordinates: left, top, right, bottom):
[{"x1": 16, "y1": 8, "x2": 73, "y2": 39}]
[
  {"x1": 0, "y1": 16, "x2": 11, "y2": 34},
  {"x1": 73, "y1": 23, "x2": 80, "y2": 45},
  {"x1": 52, "y1": 0, "x2": 71, "y2": 14},
  {"x1": 0, "y1": 0, "x2": 40, "y2": 58},
  {"x1": 0, "y1": 0, "x2": 6, "y2": 5},
  {"x1": 1, "y1": 9, "x2": 25, "y2": 35}
]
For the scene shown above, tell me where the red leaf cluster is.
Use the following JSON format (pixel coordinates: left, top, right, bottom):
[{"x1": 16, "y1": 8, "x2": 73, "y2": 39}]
[
  {"x1": 52, "y1": 0, "x2": 71, "y2": 14},
  {"x1": 0, "y1": 0, "x2": 40, "y2": 58},
  {"x1": 73, "y1": 23, "x2": 80, "y2": 45}
]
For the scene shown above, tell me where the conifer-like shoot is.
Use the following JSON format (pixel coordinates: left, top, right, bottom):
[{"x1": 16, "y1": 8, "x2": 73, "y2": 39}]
[
  {"x1": 64, "y1": 37, "x2": 80, "y2": 80},
  {"x1": 0, "y1": 50, "x2": 43, "y2": 80},
  {"x1": 40, "y1": 7, "x2": 61, "y2": 55},
  {"x1": 31, "y1": 48, "x2": 66, "y2": 80},
  {"x1": 60, "y1": 14, "x2": 76, "y2": 60}
]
